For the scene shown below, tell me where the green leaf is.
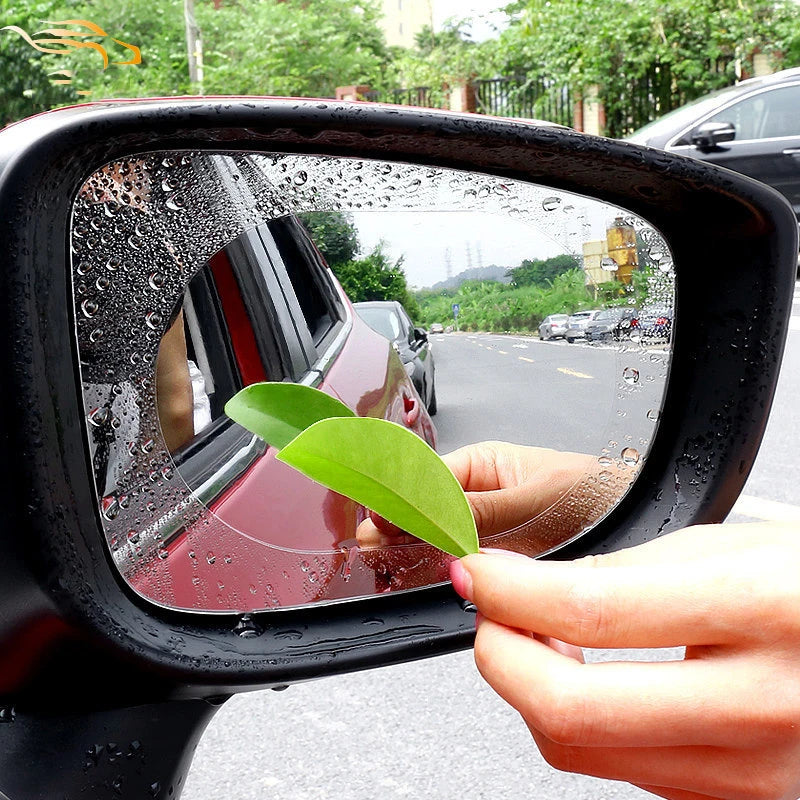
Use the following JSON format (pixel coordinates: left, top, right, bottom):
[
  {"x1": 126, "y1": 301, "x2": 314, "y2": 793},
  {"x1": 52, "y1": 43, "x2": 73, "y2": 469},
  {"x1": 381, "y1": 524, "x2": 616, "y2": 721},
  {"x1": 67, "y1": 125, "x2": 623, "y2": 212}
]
[
  {"x1": 277, "y1": 416, "x2": 479, "y2": 557},
  {"x1": 224, "y1": 382, "x2": 354, "y2": 451}
]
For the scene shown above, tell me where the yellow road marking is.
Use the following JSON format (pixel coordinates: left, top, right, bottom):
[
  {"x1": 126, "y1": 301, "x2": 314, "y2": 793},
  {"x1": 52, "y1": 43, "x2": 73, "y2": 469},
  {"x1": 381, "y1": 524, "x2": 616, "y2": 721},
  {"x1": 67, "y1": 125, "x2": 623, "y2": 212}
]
[
  {"x1": 518, "y1": 356, "x2": 535, "y2": 363},
  {"x1": 558, "y1": 367, "x2": 594, "y2": 379}
]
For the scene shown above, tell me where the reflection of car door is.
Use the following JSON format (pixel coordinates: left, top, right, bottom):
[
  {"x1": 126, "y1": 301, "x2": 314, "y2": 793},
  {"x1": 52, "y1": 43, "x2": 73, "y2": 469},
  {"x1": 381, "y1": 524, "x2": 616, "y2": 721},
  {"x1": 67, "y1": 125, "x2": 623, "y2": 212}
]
[{"x1": 673, "y1": 84, "x2": 800, "y2": 216}]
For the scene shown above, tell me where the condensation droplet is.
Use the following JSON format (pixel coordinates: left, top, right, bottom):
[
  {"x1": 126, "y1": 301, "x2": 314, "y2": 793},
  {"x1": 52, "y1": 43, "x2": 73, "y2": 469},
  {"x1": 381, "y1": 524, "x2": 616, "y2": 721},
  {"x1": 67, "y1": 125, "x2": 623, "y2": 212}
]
[
  {"x1": 81, "y1": 299, "x2": 99, "y2": 318},
  {"x1": 148, "y1": 273, "x2": 164, "y2": 290},
  {"x1": 621, "y1": 447, "x2": 640, "y2": 466},
  {"x1": 165, "y1": 194, "x2": 185, "y2": 211},
  {"x1": 542, "y1": 196, "x2": 561, "y2": 211},
  {"x1": 647, "y1": 408, "x2": 660, "y2": 421},
  {"x1": 234, "y1": 614, "x2": 264, "y2": 638},
  {"x1": 293, "y1": 170, "x2": 308, "y2": 186},
  {"x1": 157, "y1": 547, "x2": 169, "y2": 560},
  {"x1": 623, "y1": 367, "x2": 640, "y2": 385},
  {"x1": 601, "y1": 256, "x2": 619, "y2": 271},
  {"x1": 88, "y1": 407, "x2": 110, "y2": 426},
  {"x1": 598, "y1": 470, "x2": 612, "y2": 482},
  {"x1": 145, "y1": 311, "x2": 163, "y2": 330},
  {"x1": 207, "y1": 552, "x2": 216, "y2": 565},
  {"x1": 126, "y1": 529, "x2": 140, "y2": 545},
  {"x1": 597, "y1": 455, "x2": 613, "y2": 467},
  {"x1": 89, "y1": 328, "x2": 104, "y2": 343}
]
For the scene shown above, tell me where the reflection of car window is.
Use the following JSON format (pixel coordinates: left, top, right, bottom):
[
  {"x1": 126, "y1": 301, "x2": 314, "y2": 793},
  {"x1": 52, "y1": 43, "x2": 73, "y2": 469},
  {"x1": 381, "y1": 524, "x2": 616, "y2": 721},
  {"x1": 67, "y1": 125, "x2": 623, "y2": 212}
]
[
  {"x1": 707, "y1": 85, "x2": 800, "y2": 140},
  {"x1": 357, "y1": 307, "x2": 402, "y2": 342}
]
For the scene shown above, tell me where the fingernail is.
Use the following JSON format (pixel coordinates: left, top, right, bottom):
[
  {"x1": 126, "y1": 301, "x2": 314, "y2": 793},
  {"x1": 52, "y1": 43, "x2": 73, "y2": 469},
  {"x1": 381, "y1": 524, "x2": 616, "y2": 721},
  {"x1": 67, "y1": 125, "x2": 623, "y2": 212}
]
[
  {"x1": 479, "y1": 547, "x2": 531, "y2": 560},
  {"x1": 449, "y1": 559, "x2": 473, "y2": 601}
]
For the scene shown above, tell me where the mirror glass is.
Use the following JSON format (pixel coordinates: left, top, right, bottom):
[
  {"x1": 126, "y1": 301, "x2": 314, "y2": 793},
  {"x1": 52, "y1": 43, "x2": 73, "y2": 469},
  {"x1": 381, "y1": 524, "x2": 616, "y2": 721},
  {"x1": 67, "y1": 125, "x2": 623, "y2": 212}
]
[{"x1": 71, "y1": 151, "x2": 675, "y2": 613}]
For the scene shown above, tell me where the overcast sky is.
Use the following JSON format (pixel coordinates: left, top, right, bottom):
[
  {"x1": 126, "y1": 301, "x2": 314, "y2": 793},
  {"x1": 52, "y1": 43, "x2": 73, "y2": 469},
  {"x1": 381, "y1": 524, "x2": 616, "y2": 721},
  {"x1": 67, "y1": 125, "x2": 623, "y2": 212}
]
[{"x1": 432, "y1": 0, "x2": 509, "y2": 41}]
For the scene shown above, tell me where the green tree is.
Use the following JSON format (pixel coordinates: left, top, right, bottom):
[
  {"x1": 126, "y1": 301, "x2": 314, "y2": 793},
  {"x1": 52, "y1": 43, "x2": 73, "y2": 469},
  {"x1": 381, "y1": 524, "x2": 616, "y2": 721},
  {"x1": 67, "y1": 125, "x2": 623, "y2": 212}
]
[
  {"x1": 333, "y1": 245, "x2": 419, "y2": 318},
  {"x1": 297, "y1": 211, "x2": 359, "y2": 267},
  {"x1": 197, "y1": 0, "x2": 390, "y2": 98},
  {"x1": 485, "y1": 0, "x2": 800, "y2": 134},
  {"x1": 507, "y1": 253, "x2": 580, "y2": 287},
  {"x1": 0, "y1": 1, "x2": 77, "y2": 126}
]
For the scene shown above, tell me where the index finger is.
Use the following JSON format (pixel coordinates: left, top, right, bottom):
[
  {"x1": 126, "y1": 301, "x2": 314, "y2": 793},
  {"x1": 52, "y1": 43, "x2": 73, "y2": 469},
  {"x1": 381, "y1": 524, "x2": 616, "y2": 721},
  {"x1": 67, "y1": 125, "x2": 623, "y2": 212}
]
[{"x1": 454, "y1": 529, "x2": 793, "y2": 648}]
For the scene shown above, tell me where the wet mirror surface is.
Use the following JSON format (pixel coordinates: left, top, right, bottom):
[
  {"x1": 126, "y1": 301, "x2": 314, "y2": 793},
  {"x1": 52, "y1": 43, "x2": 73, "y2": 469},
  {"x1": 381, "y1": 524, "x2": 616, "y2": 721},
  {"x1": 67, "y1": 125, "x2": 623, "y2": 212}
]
[{"x1": 72, "y1": 152, "x2": 675, "y2": 612}]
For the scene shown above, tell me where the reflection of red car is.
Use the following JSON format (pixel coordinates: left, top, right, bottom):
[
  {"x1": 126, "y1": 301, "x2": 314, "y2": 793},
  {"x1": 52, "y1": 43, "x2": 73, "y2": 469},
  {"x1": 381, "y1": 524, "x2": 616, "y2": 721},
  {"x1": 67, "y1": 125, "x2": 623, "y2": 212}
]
[{"x1": 132, "y1": 215, "x2": 441, "y2": 610}]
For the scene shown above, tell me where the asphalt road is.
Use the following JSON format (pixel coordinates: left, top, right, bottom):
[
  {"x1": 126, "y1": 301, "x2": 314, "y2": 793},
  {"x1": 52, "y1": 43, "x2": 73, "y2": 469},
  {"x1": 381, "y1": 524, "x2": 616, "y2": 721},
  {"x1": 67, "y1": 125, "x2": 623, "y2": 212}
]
[{"x1": 183, "y1": 311, "x2": 800, "y2": 800}]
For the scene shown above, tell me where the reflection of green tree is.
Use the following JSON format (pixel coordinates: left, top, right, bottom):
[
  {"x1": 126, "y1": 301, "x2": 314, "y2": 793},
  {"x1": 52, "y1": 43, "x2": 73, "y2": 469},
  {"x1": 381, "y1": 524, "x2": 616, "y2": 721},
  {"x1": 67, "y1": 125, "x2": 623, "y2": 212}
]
[
  {"x1": 297, "y1": 212, "x2": 419, "y2": 318},
  {"x1": 415, "y1": 269, "x2": 595, "y2": 333},
  {"x1": 506, "y1": 254, "x2": 580, "y2": 287},
  {"x1": 334, "y1": 247, "x2": 420, "y2": 320},
  {"x1": 297, "y1": 212, "x2": 359, "y2": 267}
]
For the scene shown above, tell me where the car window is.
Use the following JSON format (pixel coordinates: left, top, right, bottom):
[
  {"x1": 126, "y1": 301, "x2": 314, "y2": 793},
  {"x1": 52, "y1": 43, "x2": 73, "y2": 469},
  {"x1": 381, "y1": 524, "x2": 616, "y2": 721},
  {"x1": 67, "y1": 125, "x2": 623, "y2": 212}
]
[
  {"x1": 357, "y1": 306, "x2": 402, "y2": 341},
  {"x1": 707, "y1": 84, "x2": 800, "y2": 140}
]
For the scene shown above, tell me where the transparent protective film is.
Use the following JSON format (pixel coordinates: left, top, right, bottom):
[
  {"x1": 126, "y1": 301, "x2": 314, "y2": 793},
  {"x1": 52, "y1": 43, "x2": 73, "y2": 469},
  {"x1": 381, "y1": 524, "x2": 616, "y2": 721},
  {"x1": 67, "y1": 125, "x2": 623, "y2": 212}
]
[{"x1": 71, "y1": 152, "x2": 674, "y2": 612}]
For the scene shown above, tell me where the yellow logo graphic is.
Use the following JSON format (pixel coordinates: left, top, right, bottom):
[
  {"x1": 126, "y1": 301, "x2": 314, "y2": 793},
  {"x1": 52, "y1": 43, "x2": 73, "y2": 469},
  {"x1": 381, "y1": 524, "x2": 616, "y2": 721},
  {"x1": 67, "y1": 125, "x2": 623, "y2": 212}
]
[{"x1": 2, "y1": 19, "x2": 141, "y2": 95}]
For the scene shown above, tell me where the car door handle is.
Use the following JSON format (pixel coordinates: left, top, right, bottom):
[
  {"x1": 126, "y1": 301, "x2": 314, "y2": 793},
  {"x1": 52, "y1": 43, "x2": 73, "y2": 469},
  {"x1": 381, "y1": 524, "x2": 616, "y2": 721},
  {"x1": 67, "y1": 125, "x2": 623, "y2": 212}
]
[{"x1": 782, "y1": 148, "x2": 800, "y2": 156}]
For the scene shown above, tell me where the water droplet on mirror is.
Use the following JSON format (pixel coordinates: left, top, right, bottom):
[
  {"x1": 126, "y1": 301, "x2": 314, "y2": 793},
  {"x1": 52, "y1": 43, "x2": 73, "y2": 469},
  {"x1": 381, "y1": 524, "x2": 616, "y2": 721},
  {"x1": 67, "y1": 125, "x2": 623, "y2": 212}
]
[
  {"x1": 157, "y1": 547, "x2": 169, "y2": 560},
  {"x1": 233, "y1": 614, "x2": 264, "y2": 638},
  {"x1": 148, "y1": 273, "x2": 164, "y2": 290},
  {"x1": 89, "y1": 328, "x2": 104, "y2": 343},
  {"x1": 0, "y1": 706, "x2": 16, "y2": 723},
  {"x1": 647, "y1": 409, "x2": 660, "y2": 421},
  {"x1": 623, "y1": 367, "x2": 640, "y2": 385},
  {"x1": 597, "y1": 455, "x2": 613, "y2": 467},
  {"x1": 598, "y1": 470, "x2": 612, "y2": 482},
  {"x1": 126, "y1": 530, "x2": 140, "y2": 545},
  {"x1": 81, "y1": 299, "x2": 99, "y2": 318},
  {"x1": 206, "y1": 552, "x2": 216, "y2": 565},
  {"x1": 601, "y1": 257, "x2": 619, "y2": 271},
  {"x1": 88, "y1": 407, "x2": 110, "y2": 426},
  {"x1": 292, "y1": 170, "x2": 308, "y2": 186},
  {"x1": 542, "y1": 196, "x2": 561, "y2": 211},
  {"x1": 145, "y1": 311, "x2": 163, "y2": 330},
  {"x1": 621, "y1": 447, "x2": 640, "y2": 466}
]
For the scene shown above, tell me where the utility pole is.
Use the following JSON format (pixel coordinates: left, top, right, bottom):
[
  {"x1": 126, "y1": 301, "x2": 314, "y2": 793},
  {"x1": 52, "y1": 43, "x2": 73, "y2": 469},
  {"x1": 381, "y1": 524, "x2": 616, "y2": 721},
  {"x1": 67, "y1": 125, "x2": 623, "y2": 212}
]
[{"x1": 184, "y1": 0, "x2": 204, "y2": 94}]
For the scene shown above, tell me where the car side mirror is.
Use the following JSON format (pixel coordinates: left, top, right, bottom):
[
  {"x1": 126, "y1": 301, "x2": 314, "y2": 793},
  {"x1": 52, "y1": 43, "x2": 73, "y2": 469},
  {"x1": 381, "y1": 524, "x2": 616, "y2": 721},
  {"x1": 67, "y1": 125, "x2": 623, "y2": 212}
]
[
  {"x1": 690, "y1": 120, "x2": 736, "y2": 150},
  {"x1": 413, "y1": 327, "x2": 429, "y2": 344},
  {"x1": 0, "y1": 98, "x2": 796, "y2": 799}
]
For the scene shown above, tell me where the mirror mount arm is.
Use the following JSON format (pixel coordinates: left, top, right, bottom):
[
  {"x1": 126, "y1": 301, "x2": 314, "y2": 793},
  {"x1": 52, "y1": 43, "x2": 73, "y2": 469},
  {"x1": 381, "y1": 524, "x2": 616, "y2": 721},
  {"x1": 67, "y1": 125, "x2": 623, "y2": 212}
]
[{"x1": 0, "y1": 699, "x2": 221, "y2": 799}]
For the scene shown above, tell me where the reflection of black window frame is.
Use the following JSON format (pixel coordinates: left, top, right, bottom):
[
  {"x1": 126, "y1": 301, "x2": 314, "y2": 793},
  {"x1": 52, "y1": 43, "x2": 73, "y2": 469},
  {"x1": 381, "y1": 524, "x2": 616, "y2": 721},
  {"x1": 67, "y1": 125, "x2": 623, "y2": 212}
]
[{"x1": 169, "y1": 218, "x2": 346, "y2": 500}]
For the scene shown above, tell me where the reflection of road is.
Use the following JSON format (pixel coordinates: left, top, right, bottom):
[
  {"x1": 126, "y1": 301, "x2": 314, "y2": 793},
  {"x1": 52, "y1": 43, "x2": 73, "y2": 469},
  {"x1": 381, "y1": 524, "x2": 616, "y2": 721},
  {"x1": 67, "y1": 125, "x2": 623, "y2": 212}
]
[{"x1": 431, "y1": 332, "x2": 666, "y2": 459}]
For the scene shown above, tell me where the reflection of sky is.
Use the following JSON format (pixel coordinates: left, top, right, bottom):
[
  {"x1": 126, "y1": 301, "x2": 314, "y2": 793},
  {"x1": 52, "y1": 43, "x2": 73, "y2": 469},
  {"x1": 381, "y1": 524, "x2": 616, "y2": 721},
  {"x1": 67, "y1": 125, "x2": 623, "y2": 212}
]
[{"x1": 350, "y1": 207, "x2": 618, "y2": 289}]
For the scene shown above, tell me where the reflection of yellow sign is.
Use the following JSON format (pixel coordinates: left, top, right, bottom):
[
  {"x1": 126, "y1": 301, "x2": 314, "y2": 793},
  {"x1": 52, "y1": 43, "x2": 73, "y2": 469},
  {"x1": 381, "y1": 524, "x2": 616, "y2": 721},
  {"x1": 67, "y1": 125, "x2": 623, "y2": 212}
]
[{"x1": 2, "y1": 19, "x2": 141, "y2": 95}]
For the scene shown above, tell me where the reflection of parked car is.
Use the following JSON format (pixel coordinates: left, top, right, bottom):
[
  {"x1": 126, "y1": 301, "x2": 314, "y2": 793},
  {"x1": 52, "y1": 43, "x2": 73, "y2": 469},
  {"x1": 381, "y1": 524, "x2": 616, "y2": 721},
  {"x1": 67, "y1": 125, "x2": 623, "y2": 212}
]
[
  {"x1": 626, "y1": 68, "x2": 800, "y2": 222},
  {"x1": 539, "y1": 313, "x2": 570, "y2": 340},
  {"x1": 586, "y1": 307, "x2": 638, "y2": 342},
  {"x1": 354, "y1": 300, "x2": 437, "y2": 415},
  {"x1": 632, "y1": 306, "x2": 673, "y2": 342},
  {"x1": 429, "y1": 322, "x2": 444, "y2": 334},
  {"x1": 565, "y1": 310, "x2": 601, "y2": 343},
  {"x1": 142, "y1": 214, "x2": 438, "y2": 609}
]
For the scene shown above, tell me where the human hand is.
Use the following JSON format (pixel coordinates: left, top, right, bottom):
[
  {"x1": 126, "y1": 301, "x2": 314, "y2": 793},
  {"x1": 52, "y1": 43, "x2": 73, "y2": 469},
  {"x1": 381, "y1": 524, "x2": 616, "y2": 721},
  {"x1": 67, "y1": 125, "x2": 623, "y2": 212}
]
[{"x1": 450, "y1": 522, "x2": 800, "y2": 800}]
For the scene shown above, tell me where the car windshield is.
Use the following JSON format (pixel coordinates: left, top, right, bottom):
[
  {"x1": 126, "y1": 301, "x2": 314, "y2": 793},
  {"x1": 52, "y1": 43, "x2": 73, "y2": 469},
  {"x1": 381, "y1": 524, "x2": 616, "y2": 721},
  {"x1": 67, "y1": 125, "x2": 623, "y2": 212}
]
[
  {"x1": 550, "y1": 315, "x2": 569, "y2": 323},
  {"x1": 356, "y1": 306, "x2": 402, "y2": 341}
]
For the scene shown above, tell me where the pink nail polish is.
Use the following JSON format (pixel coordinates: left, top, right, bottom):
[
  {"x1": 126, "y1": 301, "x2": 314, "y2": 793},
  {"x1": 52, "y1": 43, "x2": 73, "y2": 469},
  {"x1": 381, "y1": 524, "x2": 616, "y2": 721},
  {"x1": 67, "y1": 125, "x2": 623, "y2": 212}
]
[{"x1": 449, "y1": 559, "x2": 473, "y2": 601}]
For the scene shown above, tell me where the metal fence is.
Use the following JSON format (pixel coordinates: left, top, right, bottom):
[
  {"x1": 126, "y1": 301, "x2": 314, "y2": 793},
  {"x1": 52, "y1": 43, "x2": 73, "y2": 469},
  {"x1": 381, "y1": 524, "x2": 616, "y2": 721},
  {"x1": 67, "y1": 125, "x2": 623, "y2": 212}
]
[
  {"x1": 604, "y1": 57, "x2": 735, "y2": 137},
  {"x1": 363, "y1": 86, "x2": 447, "y2": 108},
  {"x1": 474, "y1": 76, "x2": 573, "y2": 127}
]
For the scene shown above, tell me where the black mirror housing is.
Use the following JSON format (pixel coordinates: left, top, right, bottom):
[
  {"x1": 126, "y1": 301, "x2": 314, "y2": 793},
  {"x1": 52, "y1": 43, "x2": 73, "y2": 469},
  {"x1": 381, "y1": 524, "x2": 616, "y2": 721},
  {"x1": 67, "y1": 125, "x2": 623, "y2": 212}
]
[
  {"x1": 691, "y1": 120, "x2": 737, "y2": 149},
  {"x1": 0, "y1": 98, "x2": 796, "y2": 711}
]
